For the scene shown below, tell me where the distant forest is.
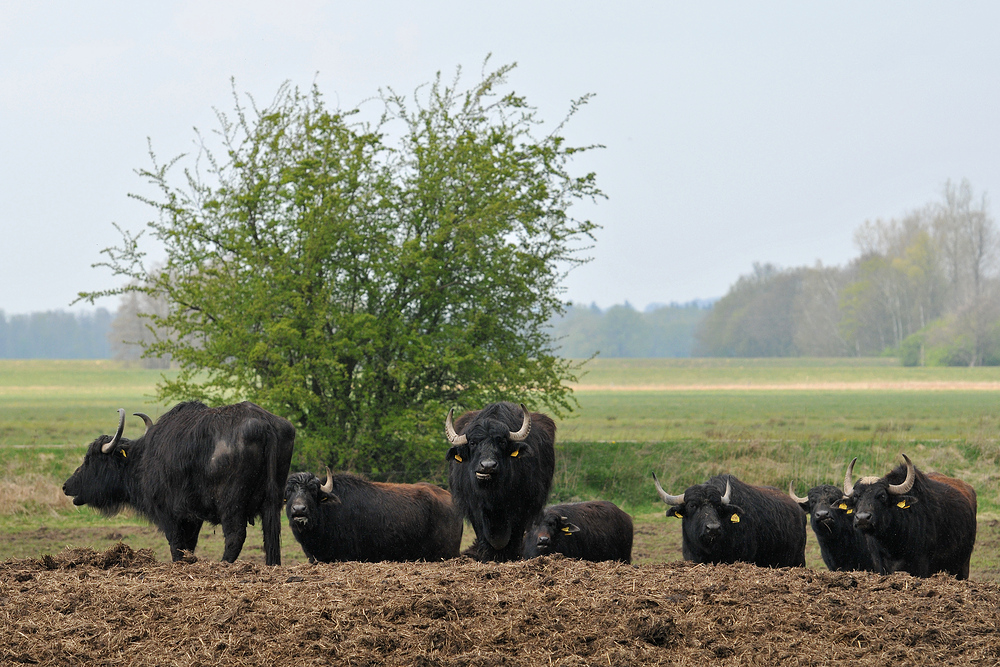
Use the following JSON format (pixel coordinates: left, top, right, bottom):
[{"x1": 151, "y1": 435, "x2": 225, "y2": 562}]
[
  {"x1": 0, "y1": 310, "x2": 112, "y2": 359},
  {"x1": 6, "y1": 180, "x2": 996, "y2": 364}
]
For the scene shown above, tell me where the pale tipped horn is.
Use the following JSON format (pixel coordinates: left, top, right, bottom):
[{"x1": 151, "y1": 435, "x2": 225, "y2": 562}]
[
  {"x1": 720, "y1": 477, "x2": 732, "y2": 505},
  {"x1": 133, "y1": 412, "x2": 154, "y2": 434},
  {"x1": 788, "y1": 481, "x2": 809, "y2": 505},
  {"x1": 320, "y1": 467, "x2": 334, "y2": 494},
  {"x1": 444, "y1": 408, "x2": 468, "y2": 446},
  {"x1": 888, "y1": 454, "x2": 916, "y2": 495},
  {"x1": 102, "y1": 408, "x2": 126, "y2": 454},
  {"x1": 652, "y1": 472, "x2": 685, "y2": 505},
  {"x1": 509, "y1": 404, "x2": 531, "y2": 442},
  {"x1": 843, "y1": 457, "x2": 858, "y2": 497}
]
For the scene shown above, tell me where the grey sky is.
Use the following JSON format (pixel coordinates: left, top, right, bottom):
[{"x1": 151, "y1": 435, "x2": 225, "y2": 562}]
[{"x1": 3, "y1": 2, "x2": 999, "y2": 315}]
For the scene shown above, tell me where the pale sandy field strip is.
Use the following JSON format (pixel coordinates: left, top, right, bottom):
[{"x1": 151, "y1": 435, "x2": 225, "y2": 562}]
[{"x1": 571, "y1": 381, "x2": 1000, "y2": 391}]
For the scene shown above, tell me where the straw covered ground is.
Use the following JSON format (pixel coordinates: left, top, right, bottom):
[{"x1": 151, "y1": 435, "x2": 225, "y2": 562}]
[{"x1": 2, "y1": 544, "x2": 999, "y2": 666}]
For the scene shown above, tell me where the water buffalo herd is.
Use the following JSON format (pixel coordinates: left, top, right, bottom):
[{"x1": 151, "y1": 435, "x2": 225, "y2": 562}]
[{"x1": 63, "y1": 401, "x2": 977, "y2": 578}]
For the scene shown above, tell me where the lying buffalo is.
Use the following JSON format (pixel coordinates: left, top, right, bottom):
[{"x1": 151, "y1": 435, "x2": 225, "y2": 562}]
[
  {"x1": 63, "y1": 402, "x2": 295, "y2": 565},
  {"x1": 522, "y1": 500, "x2": 633, "y2": 563},
  {"x1": 653, "y1": 472, "x2": 806, "y2": 568},
  {"x1": 445, "y1": 401, "x2": 556, "y2": 562},
  {"x1": 789, "y1": 482, "x2": 876, "y2": 572},
  {"x1": 284, "y1": 469, "x2": 463, "y2": 563},
  {"x1": 842, "y1": 454, "x2": 976, "y2": 579}
]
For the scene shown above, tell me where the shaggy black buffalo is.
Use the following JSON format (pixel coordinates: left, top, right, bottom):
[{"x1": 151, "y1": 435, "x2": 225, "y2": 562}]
[
  {"x1": 284, "y1": 469, "x2": 463, "y2": 563},
  {"x1": 445, "y1": 401, "x2": 556, "y2": 562},
  {"x1": 63, "y1": 401, "x2": 294, "y2": 565},
  {"x1": 653, "y1": 472, "x2": 806, "y2": 568},
  {"x1": 522, "y1": 500, "x2": 633, "y2": 563},
  {"x1": 788, "y1": 482, "x2": 876, "y2": 572},
  {"x1": 842, "y1": 454, "x2": 977, "y2": 579}
]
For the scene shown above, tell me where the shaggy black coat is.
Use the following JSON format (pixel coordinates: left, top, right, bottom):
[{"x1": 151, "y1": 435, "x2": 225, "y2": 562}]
[
  {"x1": 845, "y1": 463, "x2": 977, "y2": 579},
  {"x1": 62, "y1": 401, "x2": 295, "y2": 565},
  {"x1": 446, "y1": 402, "x2": 556, "y2": 562},
  {"x1": 522, "y1": 501, "x2": 633, "y2": 563},
  {"x1": 658, "y1": 474, "x2": 806, "y2": 568},
  {"x1": 284, "y1": 471, "x2": 462, "y2": 563},
  {"x1": 793, "y1": 484, "x2": 876, "y2": 572}
]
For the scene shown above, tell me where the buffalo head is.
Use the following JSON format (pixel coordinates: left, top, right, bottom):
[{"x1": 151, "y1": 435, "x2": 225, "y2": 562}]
[{"x1": 841, "y1": 454, "x2": 917, "y2": 534}]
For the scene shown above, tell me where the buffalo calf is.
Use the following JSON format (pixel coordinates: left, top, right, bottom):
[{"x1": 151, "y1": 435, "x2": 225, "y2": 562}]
[
  {"x1": 523, "y1": 500, "x2": 633, "y2": 563},
  {"x1": 285, "y1": 469, "x2": 462, "y2": 563}
]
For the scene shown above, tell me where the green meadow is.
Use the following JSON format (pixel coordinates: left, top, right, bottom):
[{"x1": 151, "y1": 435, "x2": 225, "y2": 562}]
[{"x1": 1, "y1": 358, "x2": 998, "y2": 579}]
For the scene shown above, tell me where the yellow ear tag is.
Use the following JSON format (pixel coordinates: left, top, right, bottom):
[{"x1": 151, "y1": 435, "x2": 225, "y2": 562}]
[
  {"x1": 896, "y1": 500, "x2": 909, "y2": 509},
  {"x1": 454, "y1": 454, "x2": 463, "y2": 462},
  {"x1": 121, "y1": 450, "x2": 127, "y2": 458},
  {"x1": 561, "y1": 527, "x2": 573, "y2": 534},
  {"x1": 510, "y1": 449, "x2": 519, "y2": 458},
  {"x1": 674, "y1": 512, "x2": 683, "y2": 518},
  {"x1": 838, "y1": 502, "x2": 848, "y2": 510},
  {"x1": 846, "y1": 509, "x2": 853, "y2": 514},
  {"x1": 730, "y1": 514, "x2": 740, "y2": 523}
]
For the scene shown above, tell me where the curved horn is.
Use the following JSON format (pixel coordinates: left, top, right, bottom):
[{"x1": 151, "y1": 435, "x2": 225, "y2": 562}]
[
  {"x1": 720, "y1": 477, "x2": 732, "y2": 505},
  {"x1": 444, "y1": 408, "x2": 468, "y2": 446},
  {"x1": 133, "y1": 412, "x2": 154, "y2": 434},
  {"x1": 788, "y1": 481, "x2": 809, "y2": 505},
  {"x1": 843, "y1": 457, "x2": 858, "y2": 497},
  {"x1": 320, "y1": 467, "x2": 334, "y2": 494},
  {"x1": 888, "y1": 454, "x2": 916, "y2": 495},
  {"x1": 509, "y1": 404, "x2": 531, "y2": 442},
  {"x1": 102, "y1": 408, "x2": 126, "y2": 454},
  {"x1": 651, "y1": 471, "x2": 685, "y2": 505}
]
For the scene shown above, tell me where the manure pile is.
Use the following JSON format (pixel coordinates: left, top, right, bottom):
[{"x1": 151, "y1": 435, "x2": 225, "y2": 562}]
[{"x1": 2, "y1": 543, "x2": 999, "y2": 666}]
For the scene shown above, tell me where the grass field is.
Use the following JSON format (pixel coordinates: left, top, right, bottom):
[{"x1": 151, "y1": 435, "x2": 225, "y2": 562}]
[{"x1": 1, "y1": 358, "x2": 998, "y2": 579}]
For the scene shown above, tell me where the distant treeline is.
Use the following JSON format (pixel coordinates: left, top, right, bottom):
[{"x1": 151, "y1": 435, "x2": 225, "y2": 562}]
[
  {"x1": 0, "y1": 310, "x2": 112, "y2": 359},
  {"x1": 697, "y1": 179, "x2": 1000, "y2": 365},
  {"x1": 550, "y1": 301, "x2": 710, "y2": 358}
]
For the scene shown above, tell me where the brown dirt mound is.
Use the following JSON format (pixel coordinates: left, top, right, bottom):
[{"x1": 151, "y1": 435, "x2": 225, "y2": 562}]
[{"x1": 2, "y1": 543, "x2": 999, "y2": 666}]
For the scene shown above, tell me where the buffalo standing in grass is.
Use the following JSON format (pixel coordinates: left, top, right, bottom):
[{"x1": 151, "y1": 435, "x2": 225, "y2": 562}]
[
  {"x1": 63, "y1": 402, "x2": 295, "y2": 565},
  {"x1": 522, "y1": 500, "x2": 633, "y2": 563},
  {"x1": 653, "y1": 472, "x2": 806, "y2": 568},
  {"x1": 842, "y1": 454, "x2": 976, "y2": 579},
  {"x1": 788, "y1": 482, "x2": 876, "y2": 572},
  {"x1": 445, "y1": 401, "x2": 556, "y2": 562},
  {"x1": 284, "y1": 469, "x2": 463, "y2": 563}
]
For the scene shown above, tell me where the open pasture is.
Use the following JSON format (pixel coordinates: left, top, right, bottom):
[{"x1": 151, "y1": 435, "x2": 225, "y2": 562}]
[{"x1": 3, "y1": 358, "x2": 1000, "y2": 664}]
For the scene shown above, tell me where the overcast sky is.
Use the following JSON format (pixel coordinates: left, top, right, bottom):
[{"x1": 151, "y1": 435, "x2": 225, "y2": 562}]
[{"x1": 3, "y1": 2, "x2": 1000, "y2": 315}]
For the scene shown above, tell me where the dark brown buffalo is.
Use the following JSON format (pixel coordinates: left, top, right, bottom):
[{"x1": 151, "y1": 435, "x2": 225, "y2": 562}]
[
  {"x1": 63, "y1": 402, "x2": 295, "y2": 565},
  {"x1": 654, "y1": 472, "x2": 806, "y2": 568},
  {"x1": 842, "y1": 454, "x2": 976, "y2": 579},
  {"x1": 285, "y1": 469, "x2": 463, "y2": 563},
  {"x1": 445, "y1": 401, "x2": 556, "y2": 562}
]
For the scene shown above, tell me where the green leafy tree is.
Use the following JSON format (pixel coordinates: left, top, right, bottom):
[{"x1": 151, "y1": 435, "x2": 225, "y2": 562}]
[{"x1": 80, "y1": 64, "x2": 601, "y2": 479}]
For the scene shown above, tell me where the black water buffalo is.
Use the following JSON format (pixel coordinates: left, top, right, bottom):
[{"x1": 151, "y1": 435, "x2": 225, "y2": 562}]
[
  {"x1": 788, "y1": 482, "x2": 876, "y2": 572},
  {"x1": 62, "y1": 401, "x2": 295, "y2": 565},
  {"x1": 842, "y1": 454, "x2": 977, "y2": 579},
  {"x1": 653, "y1": 472, "x2": 806, "y2": 568},
  {"x1": 522, "y1": 500, "x2": 633, "y2": 563},
  {"x1": 284, "y1": 469, "x2": 463, "y2": 563},
  {"x1": 445, "y1": 401, "x2": 556, "y2": 562}
]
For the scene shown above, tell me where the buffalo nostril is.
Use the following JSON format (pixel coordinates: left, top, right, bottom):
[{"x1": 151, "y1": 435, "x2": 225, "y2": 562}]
[
  {"x1": 479, "y1": 459, "x2": 497, "y2": 473},
  {"x1": 291, "y1": 504, "x2": 306, "y2": 514},
  {"x1": 705, "y1": 522, "x2": 721, "y2": 532},
  {"x1": 815, "y1": 510, "x2": 830, "y2": 519},
  {"x1": 537, "y1": 535, "x2": 550, "y2": 545}
]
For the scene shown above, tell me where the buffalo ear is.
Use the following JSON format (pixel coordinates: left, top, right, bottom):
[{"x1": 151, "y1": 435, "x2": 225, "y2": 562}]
[
  {"x1": 446, "y1": 446, "x2": 465, "y2": 463},
  {"x1": 666, "y1": 505, "x2": 684, "y2": 519},
  {"x1": 796, "y1": 500, "x2": 810, "y2": 513},
  {"x1": 322, "y1": 492, "x2": 342, "y2": 505},
  {"x1": 895, "y1": 495, "x2": 918, "y2": 510},
  {"x1": 561, "y1": 521, "x2": 580, "y2": 534}
]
